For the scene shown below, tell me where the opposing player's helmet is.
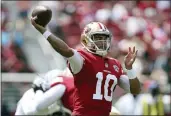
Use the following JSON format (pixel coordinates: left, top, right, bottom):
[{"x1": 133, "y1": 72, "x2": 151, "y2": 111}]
[{"x1": 81, "y1": 22, "x2": 112, "y2": 56}]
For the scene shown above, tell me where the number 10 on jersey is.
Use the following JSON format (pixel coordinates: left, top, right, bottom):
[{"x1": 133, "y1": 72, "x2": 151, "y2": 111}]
[{"x1": 93, "y1": 72, "x2": 117, "y2": 102}]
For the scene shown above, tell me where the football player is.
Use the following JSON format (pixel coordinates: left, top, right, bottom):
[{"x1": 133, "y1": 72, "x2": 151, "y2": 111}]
[
  {"x1": 15, "y1": 68, "x2": 73, "y2": 116},
  {"x1": 15, "y1": 68, "x2": 119, "y2": 116},
  {"x1": 31, "y1": 19, "x2": 141, "y2": 116}
]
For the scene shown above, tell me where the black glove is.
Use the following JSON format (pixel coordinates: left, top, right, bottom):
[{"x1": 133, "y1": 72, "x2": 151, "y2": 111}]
[{"x1": 32, "y1": 84, "x2": 44, "y2": 93}]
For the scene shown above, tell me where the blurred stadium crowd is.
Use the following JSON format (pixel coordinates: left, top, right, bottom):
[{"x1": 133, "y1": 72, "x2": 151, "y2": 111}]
[{"x1": 1, "y1": 1, "x2": 171, "y2": 116}]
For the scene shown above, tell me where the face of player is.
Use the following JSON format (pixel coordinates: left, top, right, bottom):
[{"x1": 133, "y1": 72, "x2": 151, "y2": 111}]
[{"x1": 91, "y1": 34, "x2": 110, "y2": 50}]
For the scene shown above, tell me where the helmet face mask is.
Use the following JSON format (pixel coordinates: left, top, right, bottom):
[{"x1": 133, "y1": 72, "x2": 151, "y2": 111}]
[
  {"x1": 91, "y1": 34, "x2": 110, "y2": 50},
  {"x1": 81, "y1": 22, "x2": 112, "y2": 56}
]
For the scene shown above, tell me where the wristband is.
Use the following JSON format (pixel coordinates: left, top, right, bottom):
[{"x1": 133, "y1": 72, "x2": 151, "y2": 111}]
[
  {"x1": 43, "y1": 30, "x2": 51, "y2": 39},
  {"x1": 126, "y1": 68, "x2": 136, "y2": 79}
]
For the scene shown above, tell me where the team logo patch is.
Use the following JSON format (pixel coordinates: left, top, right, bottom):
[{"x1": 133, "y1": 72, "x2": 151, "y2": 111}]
[
  {"x1": 113, "y1": 65, "x2": 119, "y2": 72},
  {"x1": 84, "y1": 27, "x2": 91, "y2": 34},
  {"x1": 105, "y1": 63, "x2": 108, "y2": 68}
]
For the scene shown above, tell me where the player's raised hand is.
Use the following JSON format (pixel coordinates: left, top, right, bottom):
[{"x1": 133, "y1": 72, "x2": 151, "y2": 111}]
[
  {"x1": 31, "y1": 17, "x2": 46, "y2": 34},
  {"x1": 124, "y1": 46, "x2": 138, "y2": 70}
]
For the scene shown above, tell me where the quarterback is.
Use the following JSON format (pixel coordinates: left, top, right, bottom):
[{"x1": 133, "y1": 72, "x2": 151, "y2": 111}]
[{"x1": 31, "y1": 19, "x2": 141, "y2": 116}]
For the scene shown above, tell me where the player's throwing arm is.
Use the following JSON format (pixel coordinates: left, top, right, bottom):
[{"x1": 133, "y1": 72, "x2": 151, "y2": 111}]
[{"x1": 31, "y1": 5, "x2": 74, "y2": 58}]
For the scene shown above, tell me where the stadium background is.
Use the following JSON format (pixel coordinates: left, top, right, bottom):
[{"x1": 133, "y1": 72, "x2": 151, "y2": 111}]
[{"x1": 1, "y1": 1, "x2": 171, "y2": 115}]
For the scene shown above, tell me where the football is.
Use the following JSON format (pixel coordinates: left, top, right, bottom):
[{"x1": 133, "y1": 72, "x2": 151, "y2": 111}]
[{"x1": 31, "y1": 5, "x2": 52, "y2": 27}]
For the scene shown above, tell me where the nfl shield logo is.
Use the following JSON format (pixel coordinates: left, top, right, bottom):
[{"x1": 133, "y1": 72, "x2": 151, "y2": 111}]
[
  {"x1": 113, "y1": 65, "x2": 119, "y2": 72},
  {"x1": 105, "y1": 63, "x2": 108, "y2": 68}
]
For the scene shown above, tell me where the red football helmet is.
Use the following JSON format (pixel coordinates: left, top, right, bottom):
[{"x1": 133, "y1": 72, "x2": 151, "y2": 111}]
[{"x1": 81, "y1": 22, "x2": 112, "y2": 56}]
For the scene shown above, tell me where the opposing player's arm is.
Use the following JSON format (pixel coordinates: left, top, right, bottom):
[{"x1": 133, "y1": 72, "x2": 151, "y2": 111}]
[
  {"x1": 35, "y1": 84, "x2": 66, "y2": 110},
  {"x1": 31, "y1": 18, "x2": 84, "y2": 74},
  {"x1": 23, "y1": 84, "x2": 66, "y2": 115}
]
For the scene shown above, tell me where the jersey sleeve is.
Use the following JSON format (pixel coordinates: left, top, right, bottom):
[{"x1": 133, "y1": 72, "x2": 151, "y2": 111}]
[
  {"x1": 67, "y1": 49, "x2": 84, "y2": 74},
  {"x1": 23, "y1": 85, "x2": 66, "y2": 115},
  {"x1": 118, "y1": 75, "x2": 130, "y2": 93},
  {"x1": 34, "y1": 85, "x2": 66, "y2": 111},
  {"x1": 117, "y1": 61, "x2": 130, "y2": 92}
]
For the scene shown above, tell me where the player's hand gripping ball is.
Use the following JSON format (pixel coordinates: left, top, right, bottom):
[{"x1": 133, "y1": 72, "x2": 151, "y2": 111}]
[{"x1": 31, "y1": 5, "x2": 52, "y2": 27}]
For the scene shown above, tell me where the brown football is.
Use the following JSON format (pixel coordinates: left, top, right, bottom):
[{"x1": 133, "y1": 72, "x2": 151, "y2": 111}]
[{"x1": 32, "y1": 5, "x2": 52, "y2": 27}]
